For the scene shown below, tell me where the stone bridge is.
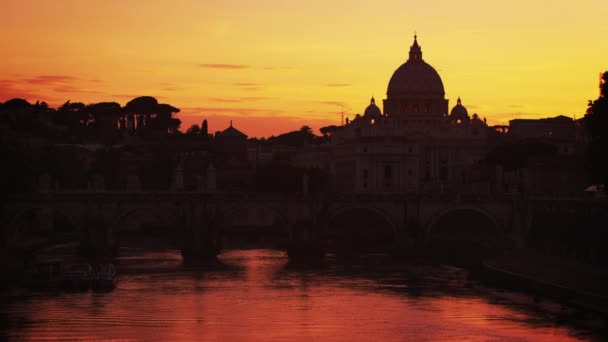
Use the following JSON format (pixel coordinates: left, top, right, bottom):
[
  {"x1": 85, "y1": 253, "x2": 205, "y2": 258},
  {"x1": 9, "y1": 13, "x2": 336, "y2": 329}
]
[
  {"x1": 5, "y1": 190, "x2": 606, "y2": 261},
  {"x1": 1, "y1": 190, "x2": 544, "y2": 254}
]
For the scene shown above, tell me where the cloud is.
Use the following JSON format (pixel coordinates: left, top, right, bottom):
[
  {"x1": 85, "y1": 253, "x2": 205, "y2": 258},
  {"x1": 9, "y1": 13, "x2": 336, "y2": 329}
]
[
  {"x1": 0, "y1": 79, "x2": 52, "y2": 102},
  {"x1": 111, "y1": 94, "x2": 168, "y2": 101},
  {"x1": 232, "y1": 82, "x2": 262, "y2": 87},
  {"x1": 319, "y1": 101, "x2": 345, "y2": 107},
  {"x1": 324, "y1": 83, "x2": 351, "y2": 87},
  {"x1": 208, "y1": 97, "x2": 269, "y2": 103},
  {"x1": 53, "y1": 85, "x2": 102, "y2": 94},
  {"x1": 200, "y1": 63, "x2": 250, "y2": 69},
  {"x1": 25, "y1": 75, "x2": 79, "y2": 85},
  {"x1": 230, "y1": 82, "x2": 264, "y2": 91},
  {"x1": 263, "y1": 66, "x2": 296, "y2": 71},
  {"x1": 180, "y1": 106, "x2": 284, "y2": 118},
  {"x1": 162, "y1": 87, "x2": 183, "y2": 91},
  {"x1": 208, "y1": 98, "x2": 243, "y2": 103},
  {"x1": 178, "y1": 111, "x2": 337, "y2": 138}
]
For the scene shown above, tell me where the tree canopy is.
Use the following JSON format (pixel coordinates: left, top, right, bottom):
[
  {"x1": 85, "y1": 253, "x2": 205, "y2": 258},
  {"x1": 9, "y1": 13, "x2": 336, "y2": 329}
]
[{"x1": 584, "y1": 71, "x2": 608, "y2": 185}]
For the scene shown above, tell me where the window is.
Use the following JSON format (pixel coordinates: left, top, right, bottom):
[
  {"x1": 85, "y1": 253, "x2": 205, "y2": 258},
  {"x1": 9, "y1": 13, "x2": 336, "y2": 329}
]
[
  {"x1": 383, "y1": 165, "x2": 393, "y2": 189},
  {"x1": 439, "y1": 167, "x2": 448, "y2": 181},
  {"x1": 384, "y1": 165, "x2": 392, "y2": 179}
]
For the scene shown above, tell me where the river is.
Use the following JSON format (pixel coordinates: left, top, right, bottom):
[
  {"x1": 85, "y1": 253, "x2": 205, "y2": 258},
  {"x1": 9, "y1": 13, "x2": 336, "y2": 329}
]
[{"x1": 1, "y1": 248, "x2": 604, "y2": 341}]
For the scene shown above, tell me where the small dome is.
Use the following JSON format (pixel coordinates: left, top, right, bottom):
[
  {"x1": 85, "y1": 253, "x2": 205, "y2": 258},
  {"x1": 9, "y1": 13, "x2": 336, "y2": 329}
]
[
  {"x1": 364, "y1": 97, "x2": 382, "y2": 117},
  {"x1": 217, "y1": 120, "x2": 247, "y2": 138},
  {"x1": 450, "y1": 97, "x2": 469, "y2": 119}
]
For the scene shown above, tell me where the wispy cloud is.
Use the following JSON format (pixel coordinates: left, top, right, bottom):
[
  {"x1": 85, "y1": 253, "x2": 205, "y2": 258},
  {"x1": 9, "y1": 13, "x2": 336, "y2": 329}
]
[
  {"x1": 162, "y1": 87, "x2": 183, "y2": 91},
  {"x1": 111, "y1": 94, "x2": 167, "y2": 100},
  {"x1": 230, "y1": 82, "x2": 264, "y2": 91},
  {"x1": 181, "y1": 106, "x2": 284, "y2": 117},
  {"x1": 232, "y1": 82, "x2": 262, "y2": 87},
  {"x1": 263, "y1": 66, "x2": 296, "y2": 71},
  {"x1": 324, "y1": 83, "x2": 351, "y2": 87},
  {"x1": 319, "y1": 101, "x2": 345, "y2": 107},
  {"x1": 25, "y1": 75, "x2": 79, "y2": 85},
  {"x1": 208, "y1": 97, "x2": 269, "y2": 103},
  {"x1": 0, "y1": 79, "x2": 46, "y2": 102},
  {"x1": 200, "y1": 63, "x2": 250, "y2": 69},
  {"x1": 199, "y1": 64, "x2": 295, "y2": 72},
  {"x1": 53, "y1": 85, "x2": 102, "y2": 94}
]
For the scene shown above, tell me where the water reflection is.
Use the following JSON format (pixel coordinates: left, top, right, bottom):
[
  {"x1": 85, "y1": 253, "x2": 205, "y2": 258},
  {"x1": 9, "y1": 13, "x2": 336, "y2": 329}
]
[{"x1": 2, "y1": 249, "x2": 603, "y2": 341}]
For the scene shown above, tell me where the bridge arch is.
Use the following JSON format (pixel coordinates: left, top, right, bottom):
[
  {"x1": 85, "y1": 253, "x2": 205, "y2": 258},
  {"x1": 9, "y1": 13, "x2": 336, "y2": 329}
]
[
  {"x1": 425, "y1": 205, "x2": 501, "y2": 263},
  {"x1": 328, "y1": 205, "x2": 398, "y2": 252},
  {"x1": 425, "y1": 205, "x2": 501, "y2": 242},
  {"x1": 114, "y1": 206, "x2": 179, "y2": 233},
  {"x1": 2, "y1": 206, "x2": 81, "y2": 248},
  {"x1": 219, "y1": 202, "x2": 289, "y2": 229}
]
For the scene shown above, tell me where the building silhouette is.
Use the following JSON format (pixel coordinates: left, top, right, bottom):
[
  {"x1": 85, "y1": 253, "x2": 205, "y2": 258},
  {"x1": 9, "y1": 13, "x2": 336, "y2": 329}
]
[{"x1": 328, "y1": 35, "x2": 488, "y2": 194}]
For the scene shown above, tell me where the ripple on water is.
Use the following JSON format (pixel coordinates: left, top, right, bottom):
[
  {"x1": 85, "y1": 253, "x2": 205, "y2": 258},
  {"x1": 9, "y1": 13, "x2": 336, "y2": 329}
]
[{"x1": 1, "y1": 249, "x2": 602, "y2": 341}]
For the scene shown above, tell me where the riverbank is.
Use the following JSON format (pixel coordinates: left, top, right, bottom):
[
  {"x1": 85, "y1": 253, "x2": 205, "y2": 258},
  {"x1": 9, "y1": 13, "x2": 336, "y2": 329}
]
[{"x1": 483, "y1": 250, "x2": 608, "y2": 314}]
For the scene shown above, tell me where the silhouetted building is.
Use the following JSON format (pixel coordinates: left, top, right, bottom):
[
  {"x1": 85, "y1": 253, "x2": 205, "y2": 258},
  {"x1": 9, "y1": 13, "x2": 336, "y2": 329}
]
[
  {"x1": 215, "y1": 121, "x2": 248, "y2": 161},
  {"x1": 213, "y1": 121, "x2": 252, "y2": 190},
  {"x1": 331, "y1": 35, "x2": 489, "y2": 194},
  {"x1": 509, "y1": 115, "x2": 576, "y2": 141}
]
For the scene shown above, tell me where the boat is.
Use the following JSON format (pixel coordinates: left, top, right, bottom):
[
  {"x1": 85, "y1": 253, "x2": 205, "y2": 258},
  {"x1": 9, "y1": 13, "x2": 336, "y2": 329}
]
[
  {"x1": 92, "y1": 263, "x2": 117, "y2": 289},
  {"x1": 62, "y1": 263, "x2": 94, "y2": 290}
]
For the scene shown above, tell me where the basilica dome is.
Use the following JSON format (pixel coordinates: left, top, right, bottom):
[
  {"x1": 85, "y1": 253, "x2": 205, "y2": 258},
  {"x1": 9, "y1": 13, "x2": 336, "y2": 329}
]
[{"x1": 387, "y1": 36, "x2": 445, "y2": 98}]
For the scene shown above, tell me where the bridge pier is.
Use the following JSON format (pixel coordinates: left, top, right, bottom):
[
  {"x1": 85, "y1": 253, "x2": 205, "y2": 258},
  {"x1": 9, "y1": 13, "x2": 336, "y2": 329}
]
[
  {"x1": 286, "y1": 219, "x2": 325, "y2": 264},
  {"x1": 179, "y1": 202, "x2": 221, "y2": 264},
  {"x1": 79, "y1": 215, "x2": 117, "y2": 261}
]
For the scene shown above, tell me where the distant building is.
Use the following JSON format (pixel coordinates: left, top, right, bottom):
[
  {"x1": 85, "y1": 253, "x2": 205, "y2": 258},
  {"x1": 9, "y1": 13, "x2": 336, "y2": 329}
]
[
  {"x1": 508, "y1": 115, "x2": 576, "y2": 141},
  {"x1": 214, "y1": 121, "x2": 248, "y2": 161},
  {"x1": 213, "y1": 121, "x2": 252, "y2": 190},
  {"x1": 330, "y1": 35, "x2": 489, "y2": 194}
]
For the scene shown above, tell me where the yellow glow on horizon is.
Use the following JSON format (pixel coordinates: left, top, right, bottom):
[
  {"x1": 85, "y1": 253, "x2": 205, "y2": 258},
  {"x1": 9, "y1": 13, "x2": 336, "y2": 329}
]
[{"x1": 1, "y1": 0, "x2": 606, "y2": 137}]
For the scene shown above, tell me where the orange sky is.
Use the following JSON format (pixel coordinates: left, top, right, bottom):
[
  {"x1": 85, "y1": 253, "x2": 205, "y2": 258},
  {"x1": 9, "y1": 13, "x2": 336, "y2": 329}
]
[{"x1": 1, "y1": 0, "x2": 606, "y2": 137}]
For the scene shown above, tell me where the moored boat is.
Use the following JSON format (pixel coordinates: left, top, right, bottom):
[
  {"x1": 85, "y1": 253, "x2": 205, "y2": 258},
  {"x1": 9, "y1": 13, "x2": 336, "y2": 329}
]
[
  {"x1": 62, "y1": 263, "x2": 93, "y2": 290},
  {"x1": 92, "y1": 263, "x2": 117, "y2": 289}
]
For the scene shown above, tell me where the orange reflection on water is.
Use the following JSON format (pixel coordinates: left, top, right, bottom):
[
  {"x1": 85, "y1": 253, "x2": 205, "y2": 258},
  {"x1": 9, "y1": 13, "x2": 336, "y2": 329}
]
[{"x1": 7, "y1": 249, "x2": 591, "y2": 341}]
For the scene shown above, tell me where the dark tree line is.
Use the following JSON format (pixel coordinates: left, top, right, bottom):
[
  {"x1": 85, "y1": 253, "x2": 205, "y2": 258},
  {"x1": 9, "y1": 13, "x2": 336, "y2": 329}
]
[
  {"x1": 0, "y1": 96, "x2": 182, "y2": 143},
  {"x1": 584, "y1": 71, "x2": 608, "y2": 187}
]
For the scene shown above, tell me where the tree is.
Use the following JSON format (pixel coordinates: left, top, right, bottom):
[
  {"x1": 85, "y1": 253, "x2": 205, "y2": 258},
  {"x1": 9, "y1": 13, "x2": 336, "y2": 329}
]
[
  {"x1": 201, "y1": 119, "x2": 209, "y2": 140},
  {"x1": 300, "y1": 125, "x2": 312, "y2": 134},
  {"x1": 155, "y1": 103, "x2": 180, "y2": 133},
  {"x1": 584, "y1": 71, "x2": 608, "y2": 186},
  {"x1": 186, "y1": 124, "x2": 200, "y2": 135},
  {"x1": 124, "y1": 96, "x2": 158, "y2": 133},
  {"x1": 86, "y1": 102, "x2": 121, "y2": 142}
]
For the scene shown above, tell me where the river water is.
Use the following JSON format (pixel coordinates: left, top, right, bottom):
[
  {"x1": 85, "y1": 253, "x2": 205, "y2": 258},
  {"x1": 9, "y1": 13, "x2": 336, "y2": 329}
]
[{"x1": 1, "y1": 248, "x2": 604, "y2": 341}]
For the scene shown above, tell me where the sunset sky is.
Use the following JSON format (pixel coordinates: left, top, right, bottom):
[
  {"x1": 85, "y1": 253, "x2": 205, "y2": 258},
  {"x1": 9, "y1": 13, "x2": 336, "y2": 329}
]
[{"x1": 1, "y1": 0, "x2": 606, "y2": 137}]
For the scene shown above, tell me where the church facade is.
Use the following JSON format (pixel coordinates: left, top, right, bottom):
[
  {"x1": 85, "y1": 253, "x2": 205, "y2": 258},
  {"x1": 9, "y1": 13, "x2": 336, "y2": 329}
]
[{"x1": 331, "y1": 36, "x2": 489, "y2": 194}]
